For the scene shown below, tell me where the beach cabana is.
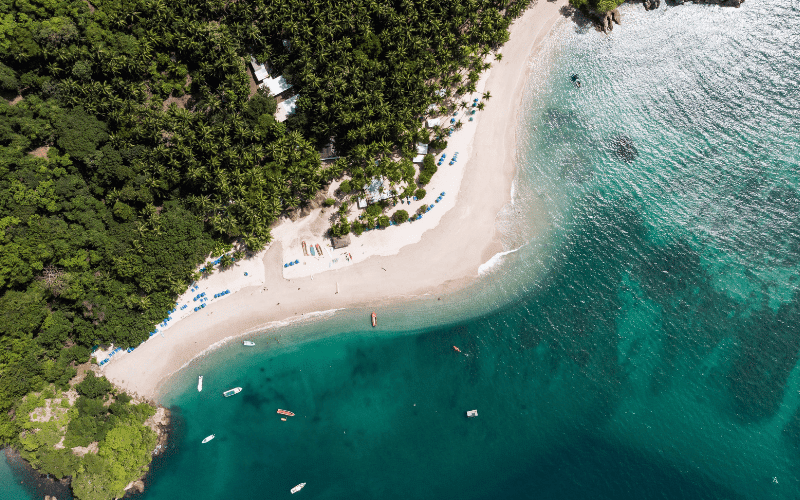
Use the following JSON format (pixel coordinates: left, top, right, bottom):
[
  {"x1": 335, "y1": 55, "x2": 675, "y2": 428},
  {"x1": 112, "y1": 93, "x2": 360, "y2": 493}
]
[
  {"x1": 331, "y1": 235, "x2": 351, "y2": 249},
  {"x1": 361, "y1": 177, "x2": 391, "y2": 205},
  {"x1": 319, "y1": 139, "x2": 338, "y2": 160},
  {"x1": 413, "y1": 143, "x2": 429, "y2": 163}
]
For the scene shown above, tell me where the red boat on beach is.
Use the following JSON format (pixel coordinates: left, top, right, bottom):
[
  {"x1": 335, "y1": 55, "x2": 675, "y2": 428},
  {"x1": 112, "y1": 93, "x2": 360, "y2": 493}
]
[
  {"x1": 371, "y1": 312, "x2": 377, "y2": 327},
  {"x1": 277, "y1": 409, "x2": 295, "y2": 416}
]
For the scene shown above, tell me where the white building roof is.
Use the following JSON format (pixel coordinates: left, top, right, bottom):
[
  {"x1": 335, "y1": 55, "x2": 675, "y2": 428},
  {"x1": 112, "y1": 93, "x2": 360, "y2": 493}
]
[
  {"x1": 426, "y1": 118, "x2": 441, "y2": 128},
  {"x1": 260, "y1": 75, "x2": 292, "y2": 96},
  {"x1": 362, "y1": 177, "x2": 391, "y2": 204},
  {"x1": 250, "y1": 56, "x2": 265, "y2": 72},
  {"x1": 412, "y1": 155, "x2": 425, "y2": 163},
  {"x1": 276, "y1": 94, "x2": 299, "y2": 122},
  {"x1": 416, "y1": 143, "x2": 428, "y2": 155},
  {"x1": 254, "y1": 67, "x2": 269, "y2": 82}
]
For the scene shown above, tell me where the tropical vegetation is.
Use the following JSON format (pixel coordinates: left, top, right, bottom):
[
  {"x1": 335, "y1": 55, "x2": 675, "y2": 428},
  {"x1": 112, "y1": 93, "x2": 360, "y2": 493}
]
[
  {"x1": 568, "y1": 0, "x2": 626, "y2": 13},
  {"x1": 14, "y1": 373, "x2": 158, "y2": 500},
  {"x1": 1, "y1": 0, "x2": 534, "y2": 497}
]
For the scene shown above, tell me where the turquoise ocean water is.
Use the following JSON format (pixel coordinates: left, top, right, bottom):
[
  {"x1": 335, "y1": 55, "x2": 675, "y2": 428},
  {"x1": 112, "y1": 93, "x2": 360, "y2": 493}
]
[{"x1": 4, "y1": 1, "x2": 800, "y2": 498}]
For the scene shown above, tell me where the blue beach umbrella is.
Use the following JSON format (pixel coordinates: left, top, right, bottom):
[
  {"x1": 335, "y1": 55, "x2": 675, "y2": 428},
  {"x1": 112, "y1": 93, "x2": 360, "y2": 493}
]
[
  {"x1": 295, "y1": 259, "x2": 299, "y2": 264},
  {"x1": 450, "y1": 118, "x2": 455, "y2": 123}
]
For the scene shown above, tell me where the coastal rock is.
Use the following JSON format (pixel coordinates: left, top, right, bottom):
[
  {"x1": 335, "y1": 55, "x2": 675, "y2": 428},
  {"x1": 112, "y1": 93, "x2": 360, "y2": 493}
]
[
  {"x1": 596, "y1": 9, "x2": 621, "y2": 33},
  {"x1": 132, "y1": 480, "x2": 145, "y2": 493},
  {"x1": 611, "y1": 135, "x2": 638, "y2": 163},
  {"x1": 643, "y1": 0, "x2": 660, "y2": 10}
]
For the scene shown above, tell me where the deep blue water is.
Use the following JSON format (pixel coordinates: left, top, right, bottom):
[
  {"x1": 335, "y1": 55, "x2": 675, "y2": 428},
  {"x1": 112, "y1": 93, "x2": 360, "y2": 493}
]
[{"x1": 4, "y1": 0, "x2": 800, "y2": 499}]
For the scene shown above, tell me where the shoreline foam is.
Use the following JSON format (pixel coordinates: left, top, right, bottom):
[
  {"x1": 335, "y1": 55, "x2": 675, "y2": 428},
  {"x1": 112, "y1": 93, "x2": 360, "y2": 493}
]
[{"x1": 102, "y1": 0, "x2": 570, "y2": 400}]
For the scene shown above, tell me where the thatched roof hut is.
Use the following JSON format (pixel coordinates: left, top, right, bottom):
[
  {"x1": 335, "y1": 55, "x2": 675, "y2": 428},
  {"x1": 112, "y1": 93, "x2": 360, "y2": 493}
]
[{"x1": 331, "y1": 235, "x2": 351, "y2": 249}]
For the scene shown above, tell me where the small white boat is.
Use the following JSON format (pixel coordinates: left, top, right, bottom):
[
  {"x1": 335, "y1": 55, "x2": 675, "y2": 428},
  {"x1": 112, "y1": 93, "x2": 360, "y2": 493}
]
[
  {"x1": 198, "y1": 376, "x2": 203, "y2": 392},
  {"x1": 243, "y1": 341, "x2": 255, "y2": 346},
  {"x1": 223, "y1": 387, "x2": 242, "y2": 397},
  {"x1": 202, "y1": 434, "x2": 215, "y2": 443},
  {"x1": 291, "y1": 483, "x2": 306, "y2": 494},
  {"x1": 466, "y1": 409, "x2": 478, "y2": 418}
]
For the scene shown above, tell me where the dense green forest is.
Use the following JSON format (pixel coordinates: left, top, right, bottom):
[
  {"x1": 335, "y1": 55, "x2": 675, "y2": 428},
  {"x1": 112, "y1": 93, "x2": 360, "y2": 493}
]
[
  {"x1": 15, "y1": 372, "x2": 158, "y2": 500},
  {"x1": 1, "y1": 0, "x2": 531, "y2": 496}
]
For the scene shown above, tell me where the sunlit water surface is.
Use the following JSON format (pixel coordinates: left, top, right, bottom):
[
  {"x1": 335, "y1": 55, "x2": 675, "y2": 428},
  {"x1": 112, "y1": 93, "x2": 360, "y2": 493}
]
[{"x1": 4, "y1": 1, "x2": 800, "y2": 498}]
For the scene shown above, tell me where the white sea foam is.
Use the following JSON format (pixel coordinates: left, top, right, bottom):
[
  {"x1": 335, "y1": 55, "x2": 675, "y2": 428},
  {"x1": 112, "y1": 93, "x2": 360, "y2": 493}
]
[
  {"x1": 478, "y1": 244, "x2": 526, "y2": 275},
  {"x1": 170, "y1": 308, "x2": 345, "y2": 377}
]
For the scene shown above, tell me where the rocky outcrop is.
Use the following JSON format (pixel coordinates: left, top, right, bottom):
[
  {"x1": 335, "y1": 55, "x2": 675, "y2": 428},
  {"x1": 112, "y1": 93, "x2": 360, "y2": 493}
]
[
  {"x1": 585, "y1": 0, "x2": 744, "y2": 32},
  {"x1": 596, "y1": 8, "x2": 622, "y2": 33},
  {"x1": 643, "y1": 0, "x2": 660, "y2": 10}
]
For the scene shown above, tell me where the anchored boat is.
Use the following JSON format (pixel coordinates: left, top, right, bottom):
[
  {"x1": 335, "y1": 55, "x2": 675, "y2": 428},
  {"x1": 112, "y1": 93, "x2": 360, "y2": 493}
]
[
  {"x1": 371, "y1": 312, "x2": 377, "y2": 327},
  {"x1": 243, "y1": 341, "x2": 255, "y2": 346},
  {"x1": 198, "y1": 375, "x2": 203, "y2": 392},
  {"x1": 291, "y1": 483, "x2": 306, "y2": 494},
  {"x1": 202, "y1": 434, "x2": 215, "y2": 443},
  {"x1": 453, "y1": 346, "x2": 461, "y2": 353},
  {"x1": 223, "y1": 387, "x2": 242, "y2": 397},
  {"x1": 277, "y1": 409, "x2": 295, "y2": 416}
]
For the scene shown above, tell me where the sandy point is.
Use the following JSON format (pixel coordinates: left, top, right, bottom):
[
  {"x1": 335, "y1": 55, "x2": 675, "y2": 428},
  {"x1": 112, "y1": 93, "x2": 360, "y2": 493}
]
[{"x1": 102, "y1": 0, "x2": 569, "y2": 401}]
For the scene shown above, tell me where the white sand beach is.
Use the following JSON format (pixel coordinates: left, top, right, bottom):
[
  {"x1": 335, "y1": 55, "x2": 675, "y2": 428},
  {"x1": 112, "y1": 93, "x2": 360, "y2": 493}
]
[{"x1": 102, "y1": 0, "x2": 569, "y2": 400}]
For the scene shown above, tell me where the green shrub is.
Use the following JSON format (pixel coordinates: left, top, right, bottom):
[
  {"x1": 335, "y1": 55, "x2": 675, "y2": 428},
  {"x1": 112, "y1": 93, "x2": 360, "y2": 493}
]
[
  {"x1": 76, "y1": 372, "x2": 113, "y2": 399},
  {"x1": 339, "y1": 180, "x2": 352, "y2": 193},
  {"x1": 415, "y1": 188, "x2": 426, "y2": 200},
  {"x1": 365, "y1": 204, "x2": 382, "y2": 217},
  {"x1": 351, "y1": 221, "x2": 364, "y2": 235},
  {"x1": 377, "y1": 215, "x2": 391, "y2": 228},
  {"x1": 392, "y1": 210, "x2": 409, "y2": 224},
  {"x1": 418, "y1": 154, "x2": 438, "y2": 186},
  {"x1": 323, "y1": 198, "x2": 336, "y2": 207}
]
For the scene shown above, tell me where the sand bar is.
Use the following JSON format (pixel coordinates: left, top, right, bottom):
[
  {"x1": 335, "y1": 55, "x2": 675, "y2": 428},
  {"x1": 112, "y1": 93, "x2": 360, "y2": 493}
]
[{"x1": 103, "y1": 0, "x2": 568, "y2": 400}]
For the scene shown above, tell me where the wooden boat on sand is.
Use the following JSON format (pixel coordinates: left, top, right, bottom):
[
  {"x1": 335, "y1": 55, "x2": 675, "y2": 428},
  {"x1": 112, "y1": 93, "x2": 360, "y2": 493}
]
[
  {"x1": 302, "y1": 241, "x2": 308, "y2": 256},
  {"x1": 316, "y1": 244, "x2": 324, "y2": 256}
]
